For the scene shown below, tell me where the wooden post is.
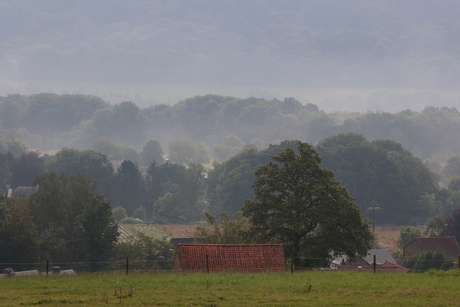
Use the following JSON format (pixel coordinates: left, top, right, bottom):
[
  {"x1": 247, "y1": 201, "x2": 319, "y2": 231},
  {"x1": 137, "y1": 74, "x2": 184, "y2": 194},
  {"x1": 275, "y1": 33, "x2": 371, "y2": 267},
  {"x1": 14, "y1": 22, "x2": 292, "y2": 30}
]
[
  {"x1": 46, "y1": 260, "x2": 49, "y2": 276},
  {"x1": 206, "y1": 254, "x2": 209, "y2": 273},
  {"x1": 290, "y1": 254, "x2": 294, "y2": 273},
  {"x1": 458, "y1": 256, "x2": 460, "y2": 269},
  {"x1": 373, "y1": 254, "x2": 376, "y2": 273},
  {"x1": 126, "y1": 257, "x2": 129, "y2": 276}
]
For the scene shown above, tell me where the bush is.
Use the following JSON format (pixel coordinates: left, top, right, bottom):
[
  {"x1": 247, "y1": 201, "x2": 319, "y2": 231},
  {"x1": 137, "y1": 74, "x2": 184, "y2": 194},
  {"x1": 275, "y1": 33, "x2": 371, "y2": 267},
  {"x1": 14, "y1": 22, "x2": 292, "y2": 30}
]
[
  {"x1": 113, "y1": 206, "x2": 127, "y2": 222},
  {"x1": 402, "y1": 250, "x2": 454, "y2": 272},
  {"x1": 397, "y1": 226, "x2": 423, "y2": 248}
]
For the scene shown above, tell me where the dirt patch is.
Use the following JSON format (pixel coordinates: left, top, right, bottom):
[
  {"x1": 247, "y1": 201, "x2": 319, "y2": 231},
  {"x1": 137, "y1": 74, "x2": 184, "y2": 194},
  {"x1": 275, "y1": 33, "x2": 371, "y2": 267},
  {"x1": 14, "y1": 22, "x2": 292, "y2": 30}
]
[{"x1": 375, "y1": 225, "x2": 400, "y2": 251}]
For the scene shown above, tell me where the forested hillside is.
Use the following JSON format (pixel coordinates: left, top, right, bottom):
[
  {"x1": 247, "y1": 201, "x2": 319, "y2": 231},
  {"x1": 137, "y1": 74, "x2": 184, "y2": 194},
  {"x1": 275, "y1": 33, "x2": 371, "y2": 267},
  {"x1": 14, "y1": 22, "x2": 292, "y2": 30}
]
[
  {"x1": 1, "y1": 93, "x2": 460, "y2": 227},
  {"x1": 0, "y1": 93, "x2": 459, "y2": 161}
]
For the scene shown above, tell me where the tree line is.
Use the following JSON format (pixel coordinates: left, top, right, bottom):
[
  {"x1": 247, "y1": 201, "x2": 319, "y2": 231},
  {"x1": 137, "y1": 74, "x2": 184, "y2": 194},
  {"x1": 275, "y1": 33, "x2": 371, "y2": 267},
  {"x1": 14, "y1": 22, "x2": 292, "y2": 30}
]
[
  {"x1": 3, "y1": 132, "x2": 460, "y2": 228},
  {"x1": 1, "y1": 94, "x2": 460, "y2": 165},
  {"x1": 1, "y1": 141, "x2": 375, "y2": 270}
]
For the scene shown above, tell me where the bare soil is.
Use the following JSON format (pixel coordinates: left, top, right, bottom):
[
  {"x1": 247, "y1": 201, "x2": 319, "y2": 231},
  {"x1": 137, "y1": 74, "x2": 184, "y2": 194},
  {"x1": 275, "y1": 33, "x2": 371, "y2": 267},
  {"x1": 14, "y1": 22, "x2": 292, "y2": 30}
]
[{"x1": 374, "y1": 225, "x2": 400, "y2": 251}]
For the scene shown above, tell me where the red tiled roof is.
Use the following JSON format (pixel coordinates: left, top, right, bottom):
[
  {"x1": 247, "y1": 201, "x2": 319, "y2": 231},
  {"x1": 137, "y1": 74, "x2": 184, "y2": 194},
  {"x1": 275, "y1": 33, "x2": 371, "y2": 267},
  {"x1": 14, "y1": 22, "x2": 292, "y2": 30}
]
[
  {"x1": 408, "y1": 237, "x2": 460, "y2": 259},
  {"x1": 338, "y1": 260, "x2": 410, "y2": 273},
  {"x1": 173, "y1": 244, "x2": 286, "y2": 272}
]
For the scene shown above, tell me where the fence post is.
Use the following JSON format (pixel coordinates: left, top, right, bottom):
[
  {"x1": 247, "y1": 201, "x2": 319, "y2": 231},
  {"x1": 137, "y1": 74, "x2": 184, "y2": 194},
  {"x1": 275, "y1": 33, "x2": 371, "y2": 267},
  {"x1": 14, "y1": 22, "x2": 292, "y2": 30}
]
[
  {"x1": 458, "y1": 256, "x2": 460, "y2": 269},
  {"x1": 126, "y1": 257, "x2": 129, "y2": 276},
  {"x1": 206, "y1": 254, "x2": 209, "y2": 273},
  {"x1": 46, "y1": 259, "x2": 49, "y2": 276},
  {"x1": 373, "y1": 254, "x2": 376, "y2": 273},
  {"x1": 290, "y1": 254, "x2": 294, "y2": 273}
]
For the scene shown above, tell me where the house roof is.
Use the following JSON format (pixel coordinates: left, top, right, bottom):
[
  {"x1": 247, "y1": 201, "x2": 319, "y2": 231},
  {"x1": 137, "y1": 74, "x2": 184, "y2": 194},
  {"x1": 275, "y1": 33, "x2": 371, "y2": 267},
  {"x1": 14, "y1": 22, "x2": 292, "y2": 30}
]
[
  {"x1": 13, "y1": 186, "x2": 38, "y2": 197},
  {"x1": 405, "y1": 237, "x2": 460, "y2": 259},
  {"x1": 338, "y1": 260, "x2": 410, "y2": 273},
  {"x1": 363, "y1": 249, "x2": 397, "y2": 265},
  {"x1": 173, "y1": 244, "x2": 286, "y2": 272}
]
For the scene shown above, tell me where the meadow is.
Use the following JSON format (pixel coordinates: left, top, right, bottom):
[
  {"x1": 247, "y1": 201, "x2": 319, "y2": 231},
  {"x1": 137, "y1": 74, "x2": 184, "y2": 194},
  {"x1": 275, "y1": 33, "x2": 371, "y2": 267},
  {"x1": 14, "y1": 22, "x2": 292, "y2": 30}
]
[{"x1": 1, "y1": 270, "x2": 460, "y2": 306}]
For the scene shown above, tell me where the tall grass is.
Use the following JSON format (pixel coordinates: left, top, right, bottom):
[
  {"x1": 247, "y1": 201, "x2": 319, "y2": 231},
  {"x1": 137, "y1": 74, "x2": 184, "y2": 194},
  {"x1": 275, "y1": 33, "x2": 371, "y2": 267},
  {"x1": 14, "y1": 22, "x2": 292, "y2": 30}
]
[{"x1": 1, "y1": 270, "x2": 460, "y2": 306}]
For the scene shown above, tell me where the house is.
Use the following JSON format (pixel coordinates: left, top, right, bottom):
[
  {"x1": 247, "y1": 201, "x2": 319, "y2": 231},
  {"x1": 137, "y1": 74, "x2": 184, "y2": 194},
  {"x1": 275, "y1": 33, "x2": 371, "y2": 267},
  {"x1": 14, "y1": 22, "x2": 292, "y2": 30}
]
[
  {"x1": 335, "y1": 249, "x2": 410, "y2": 273},
  {"x1": 363, "y1": 249, "x2": 397, "y2": 265},
  {"x1": 332, "y1": 249, "x2": 396, "y2": 267},
  {"x1": 403, "y1": 237, "x2": 460, "y2": 259},
  {"x1": 173, "y1": 244, "x2": 286, "y2": 272},
  {"x1": 12, "y1": 186, "x2": 38, "y2": 198}
]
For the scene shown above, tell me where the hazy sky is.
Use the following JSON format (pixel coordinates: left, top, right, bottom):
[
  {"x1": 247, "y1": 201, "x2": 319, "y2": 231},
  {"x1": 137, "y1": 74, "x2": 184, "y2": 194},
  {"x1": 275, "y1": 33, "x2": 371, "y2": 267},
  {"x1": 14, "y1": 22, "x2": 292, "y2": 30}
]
[{"x1": 1, "y1": 0, "x2": 460, "y2": 112}]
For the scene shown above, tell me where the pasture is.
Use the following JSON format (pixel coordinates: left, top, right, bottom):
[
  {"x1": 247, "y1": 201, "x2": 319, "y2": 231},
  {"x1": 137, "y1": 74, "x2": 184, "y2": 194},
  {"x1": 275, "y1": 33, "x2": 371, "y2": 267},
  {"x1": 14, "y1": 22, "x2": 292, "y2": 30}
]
[{"x1": 1, "y1": 270, "x2": 460, "y2": 306}]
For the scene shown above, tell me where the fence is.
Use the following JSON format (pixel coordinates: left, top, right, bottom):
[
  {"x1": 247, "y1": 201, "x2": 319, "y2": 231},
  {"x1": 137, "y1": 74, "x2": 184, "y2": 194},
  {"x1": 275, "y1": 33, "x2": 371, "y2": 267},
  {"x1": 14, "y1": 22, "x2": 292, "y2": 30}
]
[{"x1": 1, "y1": 256, "x2": 459, "y2": 276}]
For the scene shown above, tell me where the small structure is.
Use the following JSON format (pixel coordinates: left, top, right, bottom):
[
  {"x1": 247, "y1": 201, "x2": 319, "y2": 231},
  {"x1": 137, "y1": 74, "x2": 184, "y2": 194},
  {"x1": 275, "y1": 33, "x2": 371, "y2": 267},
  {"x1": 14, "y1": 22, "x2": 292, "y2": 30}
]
[
  {"x1": 338, "y1": 260, "x2": 410, "y2": 273},
  {"x1": 403, "y1": 237, "x2": 460, "y2": 259},
  {"x1": 173, "y1": 244, "x2": 286, "y2": 272}
]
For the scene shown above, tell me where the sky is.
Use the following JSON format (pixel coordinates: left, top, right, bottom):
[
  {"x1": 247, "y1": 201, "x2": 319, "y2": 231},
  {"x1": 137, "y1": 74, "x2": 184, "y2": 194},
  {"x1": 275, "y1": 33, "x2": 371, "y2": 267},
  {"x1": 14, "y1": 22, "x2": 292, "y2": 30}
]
[{"x1": 1, "y1": 0, "x2": 460, "y2": 112}]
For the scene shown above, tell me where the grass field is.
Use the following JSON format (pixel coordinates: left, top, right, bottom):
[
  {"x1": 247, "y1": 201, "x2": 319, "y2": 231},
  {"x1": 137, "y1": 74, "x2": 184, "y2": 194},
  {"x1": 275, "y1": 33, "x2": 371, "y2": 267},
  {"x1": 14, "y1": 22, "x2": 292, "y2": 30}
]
[{"x1": 1, "y1": 270, "x2": 460, "y2": 306}]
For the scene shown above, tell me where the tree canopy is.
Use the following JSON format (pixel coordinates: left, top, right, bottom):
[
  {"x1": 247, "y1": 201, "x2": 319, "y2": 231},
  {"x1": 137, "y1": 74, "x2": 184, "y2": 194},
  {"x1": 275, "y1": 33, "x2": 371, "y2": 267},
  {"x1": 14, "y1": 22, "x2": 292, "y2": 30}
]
[{"x1": 242, "y1": 141, "x2": 373, "y2": 266}]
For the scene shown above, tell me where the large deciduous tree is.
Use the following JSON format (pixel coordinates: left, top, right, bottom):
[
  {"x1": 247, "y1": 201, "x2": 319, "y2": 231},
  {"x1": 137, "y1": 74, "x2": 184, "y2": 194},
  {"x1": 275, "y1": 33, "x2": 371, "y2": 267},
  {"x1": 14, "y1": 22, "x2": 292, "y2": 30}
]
[
  {"x1": 316, "y1": 132, "x2": 439, "y2": 224},
  {"x1": 29, "y1": 172, "x2": 119, "y2": 263},
  {"x1": 242, "y1": 141, "x2": 373, "y2": 266}
]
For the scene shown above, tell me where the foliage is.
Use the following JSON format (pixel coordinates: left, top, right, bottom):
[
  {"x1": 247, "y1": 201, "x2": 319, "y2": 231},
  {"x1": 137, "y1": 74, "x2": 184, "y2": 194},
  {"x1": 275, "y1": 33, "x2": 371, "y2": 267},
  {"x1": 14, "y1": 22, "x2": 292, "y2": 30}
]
[
  {"x1": 0, "y1": 152, "x2": 14, "y2": 194},
  {"x1": 243, "y1": 141, "x2": 373, "y2": 266},
  {"x1": 5, "y1": 138, "x2": 28, "y2": 156},
  {"x1": 115, "y1": 234, "x2": 173, "y2": 270},
  {"x1": 112, "y1": 160, "x2": 144, "y2": 216},
  {"x1": 141, "y1": 139, "x2": 164, "y2": 166},
  {"x1": 46, "y1": 147, "x2": 115, "y2": 198},
  {"x1": 397, "y1": 226, "x2": 423, "y2": 249},
  {"x1": 28, "y1": 172, "x2": 119, "y2": 263},
  {"x1": 91, "y1": 139, "x2": 140, "y2": 163},
  {"x1": 74, "y1": 193, "x2": 120, "y2": 264},
  {"x1": 195, "y1": 212, "x2": 253, "y2": 244},
  {"x1": 207, "y1": 141, "x2": 298, "y2": 216},
  {"x1": 151, "y1": 163, "x2": 206, "y2": 223},
  {"x1": 402, "y1": 250, "x2": 454, "y2": 272},
  {"x1": 441, "y1": 207, "x2": 460, "y2": 242},
  {"x1": 0, "y1": 197, "x2": 40, "y2": 264},
  {"x1": 168, "y1": 140, "x2": 198, "y2": 164},
  {"x1": 10, "y1": 151, "x2": 45, "y2": 189},
  {"x1": 112, "y1": 206, "x2": 127, "y2": 222},
  {"x1": 425, "y1": 215, "x2": 446, "y2": 237},
  {"x1": 132, "y1": 206, "x2": 147, "y2": 221},
  {"x1": 448, "y1": 177, "x2": 460, "y2": 191},
  {"x1": 316, "y1": 132, "x2": 439, "y2": 224}
]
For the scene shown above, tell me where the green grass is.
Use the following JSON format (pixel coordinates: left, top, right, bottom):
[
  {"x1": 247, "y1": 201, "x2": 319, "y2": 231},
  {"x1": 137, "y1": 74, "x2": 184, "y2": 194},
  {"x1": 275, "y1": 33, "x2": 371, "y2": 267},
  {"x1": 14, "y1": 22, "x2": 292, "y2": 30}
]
[{"x1": 1, "y1": 270, "x2": 460, "y2": 306}]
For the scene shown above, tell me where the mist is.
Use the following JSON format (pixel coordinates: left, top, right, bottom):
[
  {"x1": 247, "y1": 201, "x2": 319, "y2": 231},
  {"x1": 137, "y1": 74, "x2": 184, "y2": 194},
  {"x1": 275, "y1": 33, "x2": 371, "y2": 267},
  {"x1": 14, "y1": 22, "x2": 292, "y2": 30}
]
[{"x1": 1, "y1": 0, "x2": 460, "y2": 112}]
